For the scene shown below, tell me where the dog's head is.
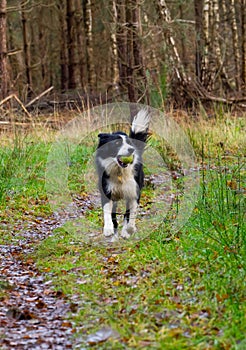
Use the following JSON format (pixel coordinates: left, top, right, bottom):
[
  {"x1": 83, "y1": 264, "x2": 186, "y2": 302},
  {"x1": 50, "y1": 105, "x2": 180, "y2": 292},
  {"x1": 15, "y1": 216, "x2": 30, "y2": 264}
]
[{"x1": 97, "y1": 132, "x2": 135, "y2": 168}]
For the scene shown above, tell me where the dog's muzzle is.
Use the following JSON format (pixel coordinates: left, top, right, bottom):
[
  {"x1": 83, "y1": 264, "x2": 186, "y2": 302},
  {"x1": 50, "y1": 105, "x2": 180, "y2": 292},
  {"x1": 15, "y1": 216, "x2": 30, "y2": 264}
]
[{"x1": 117, "y1": 154, "x2": 134, "y2": 168}]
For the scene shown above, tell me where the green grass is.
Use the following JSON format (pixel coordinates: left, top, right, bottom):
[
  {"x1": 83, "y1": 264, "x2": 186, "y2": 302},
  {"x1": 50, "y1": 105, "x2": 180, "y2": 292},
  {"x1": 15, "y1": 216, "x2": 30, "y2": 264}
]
[
  {"x1": 0, "y1": 112, "x2": 245, "y2": 348},
  {"x1": 0, "y1": 278, "x2": 13, "y2": 300},
  {"x1": 185, "y1": 112, "x2": 246, "y2": 158},
  {"x1": 0, "y1": 136, "x2": 51, "y2": 228},
  {"x1": 67, "y1": 142, "x2": 96, "y2": 194},
  {"x1": 34, "y1": 207, "x2": 245, "y2": 348}
]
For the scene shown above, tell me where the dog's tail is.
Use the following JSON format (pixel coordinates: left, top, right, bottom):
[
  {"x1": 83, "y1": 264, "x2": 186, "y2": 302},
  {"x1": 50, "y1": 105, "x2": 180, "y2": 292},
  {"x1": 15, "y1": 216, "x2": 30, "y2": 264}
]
[{"x1": 130, "y1": 108, "x2": 150, "y2": 144}]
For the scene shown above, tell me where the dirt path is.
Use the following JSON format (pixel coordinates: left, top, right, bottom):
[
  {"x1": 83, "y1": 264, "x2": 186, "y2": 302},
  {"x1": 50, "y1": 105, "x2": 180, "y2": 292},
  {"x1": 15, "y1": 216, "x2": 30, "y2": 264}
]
[{"x1": 0, "y1": 206, "x2": 88, "y2": 349}]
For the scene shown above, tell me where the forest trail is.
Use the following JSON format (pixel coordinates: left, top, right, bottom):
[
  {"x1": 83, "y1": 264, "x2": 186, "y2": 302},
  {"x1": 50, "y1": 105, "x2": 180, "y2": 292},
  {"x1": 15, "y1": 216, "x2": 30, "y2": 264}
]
[{"x1": 0, "y1": 210, "x2": 84, "y2": 349}]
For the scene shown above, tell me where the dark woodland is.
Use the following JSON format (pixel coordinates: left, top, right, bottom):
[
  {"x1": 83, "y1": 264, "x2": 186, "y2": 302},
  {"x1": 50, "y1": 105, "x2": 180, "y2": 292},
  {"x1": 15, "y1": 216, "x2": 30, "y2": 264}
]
[{"x1": 0, "y1": 0, "x2": 246, "y2": 109}]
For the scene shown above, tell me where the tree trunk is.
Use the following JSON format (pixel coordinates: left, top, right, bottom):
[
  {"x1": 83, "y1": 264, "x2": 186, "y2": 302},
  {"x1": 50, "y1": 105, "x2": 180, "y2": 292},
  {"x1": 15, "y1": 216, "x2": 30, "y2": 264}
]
[
  {"x1": 75, "y1": 0, "x2": 86, "y2": 89},
  {"x1": 201, "y1": 0, "x2": 210, "y2": 87},
  {"x1": 116, "y1": 0, "x2": 127, "y2": 93},
  {"x1": 131, "y1": 0, "x2": 149, "y2": 104},
  {"x1": 66, "y1": 0, "x2": 78, "y2": 89},
  {"x1": 155, "y1": 0, "x2": 187, "y2": 84},
  {"x1": 229, "y1": 0, "x2": 241, "y2": 90},
  {"x1": 7, "y1": 17, "x2": 18, "y2": 92},
  {"x1": 58, "y1": 1, "x2": 68, "y2": 91},
  {"x1": 179, "y1": 3, "x2": 188, "y2": 70},
  {"x1": 125, "y1": 0, "x2": 136, "y2": 104},
  {"x1": 0, "y1": 0, "x2": 8, "y2": 99},
  {"x1": 213, "y1": 0, "x2": 231, "y2": 92},
  {"x1": 241, "y1": 0, "x2": 246, "y2": 88},
  {"x1": 194, "y1": 0, "x2": 203, "y2": 81},
  {"x1": 110, "y1": 0, "x2": 119, "y2": 87},
  {"x1": 117, "y1": 0, "x2": 149, "y2": 108},
  {"x1": 84, "y1": 0, "x2": 96, "y2": 91},
  {"x1": 21, "y1": 1, "x2": 32, "y2": 95},
  {"x1": 38, "y1": 6, "x2": 48, "y2": 89}
]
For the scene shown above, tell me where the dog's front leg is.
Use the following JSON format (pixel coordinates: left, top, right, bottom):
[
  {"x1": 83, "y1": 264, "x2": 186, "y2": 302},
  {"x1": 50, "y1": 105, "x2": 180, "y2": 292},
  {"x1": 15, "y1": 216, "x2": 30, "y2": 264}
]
[
  {"x1": 103, "y1": 200, "x2": 114, "y2": 236},
  {"x1": 121, "y1": 199, "x2": 138, "y2": 238}
]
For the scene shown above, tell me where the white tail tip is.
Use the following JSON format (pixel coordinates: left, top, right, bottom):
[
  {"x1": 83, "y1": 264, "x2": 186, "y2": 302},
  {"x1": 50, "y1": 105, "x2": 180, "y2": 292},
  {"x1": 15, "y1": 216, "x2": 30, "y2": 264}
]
[{"x1": 131, "y1": 108, "x2": 150, "y2": 134}]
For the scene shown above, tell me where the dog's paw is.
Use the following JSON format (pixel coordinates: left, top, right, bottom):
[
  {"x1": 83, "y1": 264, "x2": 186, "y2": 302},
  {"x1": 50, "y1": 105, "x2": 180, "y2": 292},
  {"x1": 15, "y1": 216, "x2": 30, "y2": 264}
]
[
  {"x1": 109, "y1": 233, "x2": 119, "y2": 242},
  {"x1": 121, "y1": 228, "x2": 130, "y2": 239},
  {"x1": 127, "y1": 225, "x2": 137, "y2": 234},
  {"x1": 103, "y1": 226, "x2": 115, "y2": 237},
  {"x1": 121, "y1": 224, "x2": 136, "y2": 239}
]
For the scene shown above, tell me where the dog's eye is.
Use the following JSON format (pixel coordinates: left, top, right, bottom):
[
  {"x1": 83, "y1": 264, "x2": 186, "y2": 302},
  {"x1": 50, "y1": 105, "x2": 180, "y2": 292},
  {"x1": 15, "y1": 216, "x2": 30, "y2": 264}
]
[{"x1": 115, "y1": 140, "x2": 121, "y2": 146}]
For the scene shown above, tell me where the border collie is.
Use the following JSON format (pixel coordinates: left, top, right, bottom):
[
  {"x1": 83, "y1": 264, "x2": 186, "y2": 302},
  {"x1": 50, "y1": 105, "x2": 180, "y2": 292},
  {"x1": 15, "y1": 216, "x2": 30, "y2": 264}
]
[{"x1": 96, "y1": 109, "x2": 150, "y2": 239}]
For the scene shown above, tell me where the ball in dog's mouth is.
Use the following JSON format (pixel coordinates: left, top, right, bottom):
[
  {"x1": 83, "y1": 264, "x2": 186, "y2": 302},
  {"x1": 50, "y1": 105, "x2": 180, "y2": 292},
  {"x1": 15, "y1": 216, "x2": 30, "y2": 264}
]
[{"x1": 117, "y1": 155, "x2": 134, "y2": 168}]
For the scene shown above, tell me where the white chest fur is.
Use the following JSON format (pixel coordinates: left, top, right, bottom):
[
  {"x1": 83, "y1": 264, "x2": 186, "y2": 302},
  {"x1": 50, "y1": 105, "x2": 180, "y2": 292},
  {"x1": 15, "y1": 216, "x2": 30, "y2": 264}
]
[{"x1": 107, "y1": 165, "x2": 138, "y2": 201}]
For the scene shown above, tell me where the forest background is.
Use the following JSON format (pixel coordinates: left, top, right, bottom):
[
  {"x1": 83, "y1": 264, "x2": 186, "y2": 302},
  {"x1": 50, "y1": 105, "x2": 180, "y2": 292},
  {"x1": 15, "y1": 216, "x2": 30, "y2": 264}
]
[{"x1": 0, "y1": 0, "x2": 246, "y2": 110}]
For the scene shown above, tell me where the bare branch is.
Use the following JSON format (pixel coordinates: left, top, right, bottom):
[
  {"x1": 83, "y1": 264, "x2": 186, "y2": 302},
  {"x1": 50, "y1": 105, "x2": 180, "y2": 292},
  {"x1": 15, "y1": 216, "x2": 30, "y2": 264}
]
[
  {"x1": 0, "y1": 94, "x2": 32, "y2": 119},
  {"x1": 25, "y1": 86, "x2": 54, "y2": 107}
]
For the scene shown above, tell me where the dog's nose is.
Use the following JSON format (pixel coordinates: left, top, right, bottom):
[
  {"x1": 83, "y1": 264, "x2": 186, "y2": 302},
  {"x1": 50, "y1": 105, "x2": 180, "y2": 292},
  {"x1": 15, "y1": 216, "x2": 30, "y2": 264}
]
[{"x1": 127, "y1": 147, "x2": 134, "y2": 155}]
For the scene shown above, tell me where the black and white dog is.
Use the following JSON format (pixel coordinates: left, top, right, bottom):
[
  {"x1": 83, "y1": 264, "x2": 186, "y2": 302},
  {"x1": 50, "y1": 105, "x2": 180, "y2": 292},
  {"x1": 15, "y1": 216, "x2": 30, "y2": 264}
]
[{"x1": 96, "y1": 109, "x2": 150, "y2": 239}]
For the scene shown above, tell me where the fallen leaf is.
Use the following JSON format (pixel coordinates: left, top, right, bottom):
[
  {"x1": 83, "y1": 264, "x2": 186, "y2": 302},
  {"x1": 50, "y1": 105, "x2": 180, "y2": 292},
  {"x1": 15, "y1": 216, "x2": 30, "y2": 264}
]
[
  {"x1": 216, "y1": 293, "x2": 229, "y2": 302},
  {"x1": 6, "y1": 307, "x2": 36, "y2": 320},
  {"x1": 61, "y1": 321, "x2": 73, "y2": 328},
  {"x1": 227, "y1": 180, "x2": 237, "y2": 190}
]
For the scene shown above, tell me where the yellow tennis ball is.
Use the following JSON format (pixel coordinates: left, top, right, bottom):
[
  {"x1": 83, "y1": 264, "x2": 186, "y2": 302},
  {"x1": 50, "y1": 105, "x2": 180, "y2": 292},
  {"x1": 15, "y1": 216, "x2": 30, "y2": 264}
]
[{"x1": 120, "y1": 155, "x2": 134, "y2": 164}]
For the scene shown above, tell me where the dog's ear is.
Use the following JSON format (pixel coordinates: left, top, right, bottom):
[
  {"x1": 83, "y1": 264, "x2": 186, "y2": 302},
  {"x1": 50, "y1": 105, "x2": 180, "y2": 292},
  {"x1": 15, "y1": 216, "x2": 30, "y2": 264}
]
[
  {"x1": 98, "y1": 133, "x2": 108, "y2": 139},
  {"x1": 97, "y1": 133, "x2": 109, "y2": 147}
]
